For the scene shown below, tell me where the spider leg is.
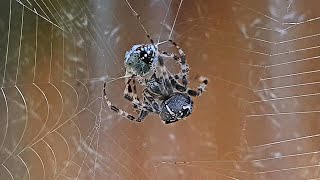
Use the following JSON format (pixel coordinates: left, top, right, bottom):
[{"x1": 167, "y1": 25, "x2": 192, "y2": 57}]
[
  {"x1": 104, "y1": 82, "x2": 153, "y2": 122},
  {"x1": 123, "y1": 77, "x2": 141, "y2": 104},
  {"x1": 160, "y1": 51, "x2": 179, "y2": 60},
  {"x1": 168, "y1": 39, "x2": 190, "y2": 87},
  {"x1": 123, "y1": 80, "x2": 153, "y2": 111},
  {"x1": 123, "y1": 78, "x2": 134, "y2": 102},
  {"x1": 169, "y1": 75, "x2": 209, "y2": 97},
  {"x1": 103, "y1": 82, "x2": 139, "y2": 122},
  {"x1": 123, "y1": 76, "x2": 159, "y2": 116},
  {"x1": 136, "y1": 88, "x2": 162, "y2": 121},
  {"x1": 137, "y1": 110, "x2": 149, "y2": 122},
  {"x1": 160, "y1": 51, "x2": 187, "y2": 84},
  {"x1": 157, "y1": 55, "x2": 174, "y2": 95},
  {"x1": 132, "y1": 79, "x2": 140, "y2": 109},
  {"x1": 129, "y1": 72, "x2": 162, "y2": 110},
  {"x1": 143, "y1": 88, "x2": 161, "y2": 113}
]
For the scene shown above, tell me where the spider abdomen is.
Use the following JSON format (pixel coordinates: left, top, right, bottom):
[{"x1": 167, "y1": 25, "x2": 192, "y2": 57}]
[
  {"x1": 124, "y1": 44, "x2": 157, "y2": 76},
  {"x1": 126, "y1": 59, "x2": 151, "y2": 76},
  {"x1": 160, "y1": 93, "x2": 194, "y2": 124}
]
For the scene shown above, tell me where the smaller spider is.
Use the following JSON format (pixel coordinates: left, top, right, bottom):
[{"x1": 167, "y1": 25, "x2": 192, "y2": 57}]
[{"x1": 103, "y1": 56, "x2": 208, "y2": 124}]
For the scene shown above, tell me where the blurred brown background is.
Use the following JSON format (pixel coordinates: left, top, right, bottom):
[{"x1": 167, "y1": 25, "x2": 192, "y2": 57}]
[{"x1": 0, "y1": 0, "x2": 320, "y2": 179}]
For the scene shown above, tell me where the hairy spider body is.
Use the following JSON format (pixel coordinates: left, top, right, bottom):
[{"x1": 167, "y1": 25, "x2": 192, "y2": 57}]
[
  {"x1": 124, "y1": 44, "x2": 157, "y2": 77},
  {"x1": 160, "y1": 93, "x2": 194, "y2": 124},
  {"x1": 144, "y1": 73, "x2": 197, "y2": 123}
]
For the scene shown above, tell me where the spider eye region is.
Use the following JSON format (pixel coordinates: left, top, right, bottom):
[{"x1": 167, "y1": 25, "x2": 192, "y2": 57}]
[{"x1": 160, "y1": 93, "x2": 194, "y2": 124}]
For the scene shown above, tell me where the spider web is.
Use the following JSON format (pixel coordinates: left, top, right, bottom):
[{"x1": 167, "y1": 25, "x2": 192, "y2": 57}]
[{"x1": 0, "y1": 0, "x2": 319, "y2": 179}]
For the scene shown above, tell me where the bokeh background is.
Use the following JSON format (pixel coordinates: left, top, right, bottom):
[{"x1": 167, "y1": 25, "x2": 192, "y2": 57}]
[{"x1": 0, "y1": 0, "x2": 320, "y2": 179}]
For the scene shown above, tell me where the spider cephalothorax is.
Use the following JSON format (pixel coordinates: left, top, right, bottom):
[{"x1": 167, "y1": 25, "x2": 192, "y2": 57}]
[
  {"x1": 124, "y1": 44, "x2": 157, "y2": 77},
  {"x1": 146, "y1": 73, "x2": 164, "y2": 96}
]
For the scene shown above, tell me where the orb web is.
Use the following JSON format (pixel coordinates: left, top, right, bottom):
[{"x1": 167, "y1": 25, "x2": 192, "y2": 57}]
[{"x1": 0, "y1": 0, "x2": 319, "y2": 179}]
